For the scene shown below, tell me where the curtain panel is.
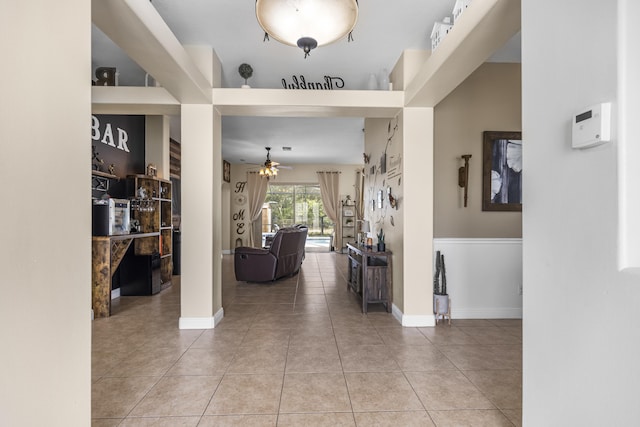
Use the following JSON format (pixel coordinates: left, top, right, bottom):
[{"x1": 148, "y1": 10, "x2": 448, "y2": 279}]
[
  {"x1": 316, "y1": 171, "x2": 341, "y2": 250},
  {"x1": 247, "y1": 172, "x2": 269, "y2": 247}
]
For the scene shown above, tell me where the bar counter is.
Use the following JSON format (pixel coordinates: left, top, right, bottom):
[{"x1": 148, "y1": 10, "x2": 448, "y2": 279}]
[{"x1": 92, "y1": 232, "x2": 159, "y2": 318}]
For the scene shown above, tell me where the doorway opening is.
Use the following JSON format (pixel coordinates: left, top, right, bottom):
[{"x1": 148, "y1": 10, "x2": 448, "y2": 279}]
[{"x1": 262, "y1": 184, "x2": 334, "y2": 252}]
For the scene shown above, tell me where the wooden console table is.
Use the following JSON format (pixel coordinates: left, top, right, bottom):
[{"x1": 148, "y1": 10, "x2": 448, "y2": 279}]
[
  {"x1": 92, "y1": 232, "x2": 159, "y2": 318},
  {"x1": 346, "y1": 243, "x2": 393, "y2": 313}
]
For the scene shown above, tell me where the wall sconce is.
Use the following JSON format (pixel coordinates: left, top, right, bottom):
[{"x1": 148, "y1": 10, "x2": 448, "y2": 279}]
[{"x1": 458, "y1": 154, "x2": 472, "y2": 207}]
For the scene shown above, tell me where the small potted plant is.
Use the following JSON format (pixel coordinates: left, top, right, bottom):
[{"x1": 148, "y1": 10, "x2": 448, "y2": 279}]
[
  {"x1": 377, "y1": 229, "x2": 385, "y2": 252},
  {"x1": 238, "y1": 63, "x2": 253, "y2": 88},
  {"x1": 433, "y1": 250, "x2": 450, "y2": 323}
]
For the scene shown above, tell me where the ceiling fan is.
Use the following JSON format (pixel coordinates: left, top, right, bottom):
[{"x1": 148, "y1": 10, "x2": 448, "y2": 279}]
[{"x1": 258, "y1": 146, "x2": 292, "y2": 178}]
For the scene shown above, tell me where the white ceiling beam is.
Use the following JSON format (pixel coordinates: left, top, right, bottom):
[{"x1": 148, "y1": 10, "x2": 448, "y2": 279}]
[
  {"x1": 91, "y1": 87, "x2": 180, "y2": 115},
  {"x1": 405, "y1": 0, "x2": 521, "y2": 108},
  {"x1": 212, "y1": 89, "x2": 404, "y2": 118},
  {"x1": 92, "y1": 0, "x2": 212, "y2": 104}
]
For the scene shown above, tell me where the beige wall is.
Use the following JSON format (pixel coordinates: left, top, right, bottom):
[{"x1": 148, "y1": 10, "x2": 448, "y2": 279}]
[
  {"x1": 434, "y1": 63, "x2": 522, "y2": 238},
  {"x1": 0, "y1": 1, "x2": 91, "y2": 424},
  {"x1": 229, "y1": 163, "x2": 362, "y2": 250},
  {"x1": 145, "y1": 115, "x2": 171, "y2": 178},
  {"x1": 363, "y1": 117, "x2": 404, "y2": 309}
]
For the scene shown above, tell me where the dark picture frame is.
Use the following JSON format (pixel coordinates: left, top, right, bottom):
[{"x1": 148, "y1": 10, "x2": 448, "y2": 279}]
[
  {"x1": 223, "y1": 160, "x2": 231, "y2": 183},
  {"x1": 482, "y1": 131, "x2": 522, "y2": 212}
]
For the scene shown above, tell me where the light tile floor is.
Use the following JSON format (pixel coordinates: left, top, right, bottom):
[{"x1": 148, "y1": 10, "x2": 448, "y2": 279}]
[{"x1": 92, "y1": 253, "x2": 522, "y2": 426}]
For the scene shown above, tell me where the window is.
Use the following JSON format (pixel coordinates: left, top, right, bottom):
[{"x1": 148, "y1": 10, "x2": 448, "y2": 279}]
[{"x1": 263, "y1": 184, "x2": 334, "y2": 237}]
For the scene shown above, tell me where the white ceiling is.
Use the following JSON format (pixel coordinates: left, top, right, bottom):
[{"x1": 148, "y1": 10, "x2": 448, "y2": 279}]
[{"x1": 92, "y1": 0, "x2": 521, "y2": 165}]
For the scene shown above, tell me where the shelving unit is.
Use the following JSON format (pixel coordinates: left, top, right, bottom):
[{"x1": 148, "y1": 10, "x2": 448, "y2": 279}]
[
  {"x1": 341, "y1": 202, "x2": 356, "y2": 253},
  {"x1": 127, "y1": 175, "x2": 173, "y2": 285},
  {"x1": 91, "y1": 170, "x2": 118, "y2": 199}
]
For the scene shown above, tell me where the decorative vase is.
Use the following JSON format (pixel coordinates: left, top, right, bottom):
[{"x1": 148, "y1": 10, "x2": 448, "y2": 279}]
[
  {"x1": 433, "y1": 294, "x2": 449, "y2": 315},
  {"x1": 379, "y1": 68, "x2": 390, "y2": 90},
  {"x1": 367, "y1": 73, "x2": 378, "y2": 90},
  {"x1": 377, "y1": 242, "x2": 385, "y2": 252}
]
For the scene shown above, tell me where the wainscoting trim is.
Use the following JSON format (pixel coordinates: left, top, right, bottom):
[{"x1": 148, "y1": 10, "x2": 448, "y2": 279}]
[{"x1": 434, "y1": 238, "x2": 523, "y2": 320}]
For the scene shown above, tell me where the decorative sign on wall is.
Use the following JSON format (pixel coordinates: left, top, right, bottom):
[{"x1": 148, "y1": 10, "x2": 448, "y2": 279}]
[
  {"x1": 233, "y1": 181, "x2": 248, "y2": 247},
  {"x1": 92, "y1": 67, "x2": 117, "y2": 86},
  {"x1": 387, "y1": 154, "x2": 402, "y2": 180},
  {"x1": 91, "y1": 115, "x2": 145, "y2": 178},
  {"x1": 281, "y1": 75, "x2": 345, "y2": 90}
]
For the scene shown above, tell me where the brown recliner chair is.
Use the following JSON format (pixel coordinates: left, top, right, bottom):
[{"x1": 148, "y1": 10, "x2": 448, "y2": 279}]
[{"x1": 234, "y1": 225, "x2": 308, "y2": 282}]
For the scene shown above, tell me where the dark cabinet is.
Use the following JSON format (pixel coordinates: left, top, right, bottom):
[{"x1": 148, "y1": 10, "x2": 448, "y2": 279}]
[{"x1": 118, "y1": 246, "x2": 161, "y2": 296}]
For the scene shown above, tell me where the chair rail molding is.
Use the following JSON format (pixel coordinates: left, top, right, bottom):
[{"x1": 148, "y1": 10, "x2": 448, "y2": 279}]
[{"x1": 433, "y1": 238, "x2": 523, "y2": 319}]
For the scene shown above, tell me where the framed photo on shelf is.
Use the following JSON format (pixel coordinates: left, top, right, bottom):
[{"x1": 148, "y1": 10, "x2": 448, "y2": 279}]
[{"x1": 482, "y1": 131, "x2": 523, "y2": 211}]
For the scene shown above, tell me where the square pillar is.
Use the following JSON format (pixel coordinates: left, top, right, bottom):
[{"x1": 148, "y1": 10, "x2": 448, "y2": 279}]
[
  {"x1": 179, "y1": 104, "x2": 223, "y2": 328},
  {"x1": 402, "y1": 107, "x2": 436, "y2": 326}
]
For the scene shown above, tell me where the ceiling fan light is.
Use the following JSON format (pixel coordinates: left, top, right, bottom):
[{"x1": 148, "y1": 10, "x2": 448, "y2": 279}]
[
  {"x1": 259, "y1": 146, "x2": 279, "y2": 178},
  {"x1": 256, "y1": 0, "x2": 358, "y2": 54}
]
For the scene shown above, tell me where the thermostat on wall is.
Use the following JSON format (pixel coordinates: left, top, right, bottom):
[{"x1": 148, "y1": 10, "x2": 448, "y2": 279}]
[{"x1": 572, "y1": 102, "x2": 611, "y2": 149}]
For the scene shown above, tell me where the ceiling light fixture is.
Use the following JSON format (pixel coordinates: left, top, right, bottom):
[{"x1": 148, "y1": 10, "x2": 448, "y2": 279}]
[
  {"x1": 259, "y1": 147, "x2": 279, "y2": 179},
  {"x1": 256, "y1": 0, "x2": 359, "y2": 58}
]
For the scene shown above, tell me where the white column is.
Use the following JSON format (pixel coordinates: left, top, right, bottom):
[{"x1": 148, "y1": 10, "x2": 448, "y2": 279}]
[
  {"x1": 179, "y1": 104, "x2": 223, "y2": 328},
  {"x1": 402, "y1": 107, "x2": 436, "y2": 326},
  {"x1": 0, "y1": 1, "x2": 91, "y2": 424},
  {"x1": 212, "y1": 109, "x2": 223, "y2": 315}
]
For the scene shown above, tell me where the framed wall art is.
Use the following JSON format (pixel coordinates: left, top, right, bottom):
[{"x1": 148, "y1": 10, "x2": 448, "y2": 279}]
[
  {"x1": 223, "y1": 160, "x2": 231, "y2": 183},
  {"x1": 377, "y1": 189, "x2": 384, "y2": 209},
  {"x1": 482, "y1": 131, "x2": 522, "y2": 211}
]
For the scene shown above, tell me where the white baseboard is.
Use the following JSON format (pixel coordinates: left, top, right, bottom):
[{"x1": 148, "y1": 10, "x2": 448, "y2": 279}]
[
  {"x1": 391, "y1": 303, "x2": 404, "y2": 324},
  {"x1": 179, "y1": 307, "x2": 225, "y2": 330},
  {"x1": 402, "y1": 314, "x2": 436, "y2": 327},
  {"x1": 214, "y1": 307, "x2": 225, "y2": 324},
  {"x1": 111, "y1": 288, "x2": 120, "y2": 300},
  {"x1": 392, "y1": 303, "x2": 436, "y2": 327},
  {"x1": 453, "y1": 308, "x2": 522, "y2": 319}
]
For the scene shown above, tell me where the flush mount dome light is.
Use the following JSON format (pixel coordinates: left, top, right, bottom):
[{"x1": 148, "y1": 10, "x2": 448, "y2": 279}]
[{"x1": 256, "y1": 0, "x2": 358, "y2": 58}]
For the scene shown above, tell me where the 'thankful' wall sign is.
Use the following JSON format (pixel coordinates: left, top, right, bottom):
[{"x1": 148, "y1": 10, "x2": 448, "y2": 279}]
[{"x1": 281, "y1": 75, "x2": 345, "y2": 90}]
